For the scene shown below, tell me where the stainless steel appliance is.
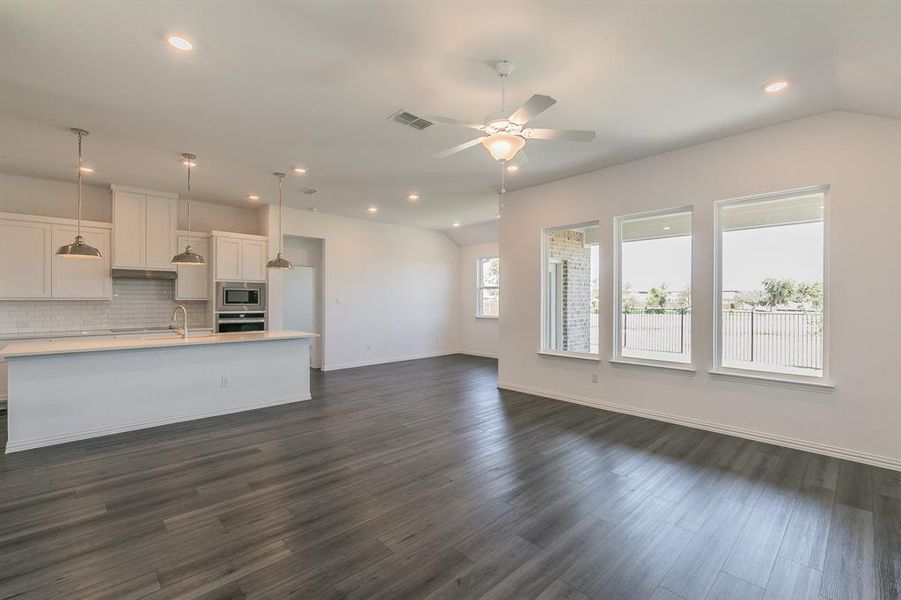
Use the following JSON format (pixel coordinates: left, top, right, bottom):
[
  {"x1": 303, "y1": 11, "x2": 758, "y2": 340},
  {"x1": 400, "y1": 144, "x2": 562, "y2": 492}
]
[
  {"x1": 216, "y1": 282, "x2": 266, "y2": 312},
  {"x1": 216, "y1": 312, "x2": 266, "y2": 333}
]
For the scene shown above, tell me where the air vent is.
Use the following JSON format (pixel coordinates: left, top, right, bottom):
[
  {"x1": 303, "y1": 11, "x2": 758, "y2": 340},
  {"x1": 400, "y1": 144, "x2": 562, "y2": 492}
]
[
  {"x1": 302, "y1": 188, "x2": 317, "y2": 195},
  {"x1": 389, "y1": 109, "x2": 434, "y2": 131}
]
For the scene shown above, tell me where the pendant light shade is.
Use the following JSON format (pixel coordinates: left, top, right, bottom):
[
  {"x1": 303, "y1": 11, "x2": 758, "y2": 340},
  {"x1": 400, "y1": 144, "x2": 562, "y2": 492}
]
[
  {"x1": 481, "y1": 133, "x2": 525, "y2": 162},
  {"x1": 57, "y1": 128, "x2": 102, "y2": 259},
  {"x1": 267, "y1": 172, "x2": 293, "y2": 270},
  {"x1": 171, "y1": 153, "x2": 205, "y2": 265}
]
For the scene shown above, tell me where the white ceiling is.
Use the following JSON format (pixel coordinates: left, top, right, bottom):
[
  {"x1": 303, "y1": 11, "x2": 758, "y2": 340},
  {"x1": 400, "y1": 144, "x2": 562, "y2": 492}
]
[{"x1": 1, "y1": 2, "x2": 899, "y2": 231}]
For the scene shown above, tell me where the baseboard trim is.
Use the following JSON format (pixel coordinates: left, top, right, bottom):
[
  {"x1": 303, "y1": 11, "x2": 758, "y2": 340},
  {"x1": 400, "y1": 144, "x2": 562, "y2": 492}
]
[
  {"x1": 322, "y1": 350, "x2": 459, "y2": 372},
  {"x1": 497, "y1": 380, "x2": 901, "y2": 472},
  {"x1": 4, "y1": 393, "x2": 310, "y2": 453},
  {"x1": 459, "y1": 350, "x2": 499, "y2": 359}
]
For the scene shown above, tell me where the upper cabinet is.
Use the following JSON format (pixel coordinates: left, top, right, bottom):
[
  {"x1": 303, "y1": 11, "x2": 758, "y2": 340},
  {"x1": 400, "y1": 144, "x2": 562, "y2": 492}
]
[
  {"x1": 112, "y1": 186, "x2": 177, "y2": 271},
  {"x1": 174, "y1": 233, "x2": 209, "y2": 300},
  {"x1": 0, "y1": 219, "x2": 52, "y2": 299},
  {"x1": 51, "y1": 225, "x2": 111, "y2": 299},
  {"x1": 211, "y1": 232, "x2": 268, "y2": 282},
  {"x1": 0, "y1": 214, "x2": 111, "y2": 300}
]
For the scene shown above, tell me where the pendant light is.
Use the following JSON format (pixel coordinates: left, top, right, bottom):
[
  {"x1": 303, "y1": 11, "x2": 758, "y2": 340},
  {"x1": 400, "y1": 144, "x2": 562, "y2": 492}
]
[
  {"x1": 56, "y1": 128, "x2": 102, "y2": 258},
  {"x1": 171, "y1": 153, "x2": 205, "y2": 265},
  {"x1": 266, "y1": 172, "x2": 293, "y2": 270}
]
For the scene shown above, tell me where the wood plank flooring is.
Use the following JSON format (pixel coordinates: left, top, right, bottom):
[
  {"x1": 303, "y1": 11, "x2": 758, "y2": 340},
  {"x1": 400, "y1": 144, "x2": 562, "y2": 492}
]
[{"x1": 0, "y1": 354, "x2": 898, "y2": 599}]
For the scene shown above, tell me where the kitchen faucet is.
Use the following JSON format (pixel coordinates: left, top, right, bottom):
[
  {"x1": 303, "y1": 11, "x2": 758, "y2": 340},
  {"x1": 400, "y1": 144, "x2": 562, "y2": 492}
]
[{"x1": 171, "y1": 305, "x2": 189, "y2": 339}]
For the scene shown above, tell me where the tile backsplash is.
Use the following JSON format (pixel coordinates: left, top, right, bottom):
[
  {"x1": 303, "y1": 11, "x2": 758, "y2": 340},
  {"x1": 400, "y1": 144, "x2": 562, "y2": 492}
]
[{"x1": 0, "y1": 279, "x2": 207, "y2": 335}]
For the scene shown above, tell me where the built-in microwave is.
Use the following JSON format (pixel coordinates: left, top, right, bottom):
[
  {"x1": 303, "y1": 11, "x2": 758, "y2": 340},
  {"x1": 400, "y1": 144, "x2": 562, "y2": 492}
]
[{"x1": 216, "y1": 282, "x2": 266, "y2": 312}]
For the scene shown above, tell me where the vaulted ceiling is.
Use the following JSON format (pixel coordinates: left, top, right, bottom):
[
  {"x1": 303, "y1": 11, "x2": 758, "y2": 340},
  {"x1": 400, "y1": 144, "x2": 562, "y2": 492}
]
[{"x1": 2, "y1": 1, "x2": 899, "y2": 231}]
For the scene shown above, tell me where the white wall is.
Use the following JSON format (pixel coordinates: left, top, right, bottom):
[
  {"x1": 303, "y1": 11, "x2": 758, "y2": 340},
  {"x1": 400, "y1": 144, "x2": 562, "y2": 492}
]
[
  {"x1": 1, "y1": 173, "x2": 261, "y2": 234},
  {"x1": 459, "y1": 242, "x2": 499, "y2": 358},
  {"x1": 499, "y1": 111, "x2": 901, "y2": 469},
  {"x1": 266, "y1": 208, "x2": 459, "y2": 370}
]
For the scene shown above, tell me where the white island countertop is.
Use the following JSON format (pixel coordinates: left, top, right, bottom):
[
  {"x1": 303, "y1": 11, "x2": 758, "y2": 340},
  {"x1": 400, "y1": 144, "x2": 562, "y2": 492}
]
[{"x1": 2, "y1": 330, "x2": 317, "y2": 358}]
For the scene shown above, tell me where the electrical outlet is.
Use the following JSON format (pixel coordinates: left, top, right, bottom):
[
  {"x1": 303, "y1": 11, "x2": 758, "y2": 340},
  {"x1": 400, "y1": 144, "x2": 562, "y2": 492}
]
[
  {"x1": 220, "y1": 377, "x2": 230, "y2": 388},
  {"x1": 366, "y1": 344, "x2": 371, "y2": 351},
  {"x1": 591, "y1": 372, "x2": 599, "y2": 384}
]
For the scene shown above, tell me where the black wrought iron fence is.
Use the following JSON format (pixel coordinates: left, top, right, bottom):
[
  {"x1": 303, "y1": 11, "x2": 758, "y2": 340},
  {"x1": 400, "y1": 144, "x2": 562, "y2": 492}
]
[
  {"x1": 721, "y1": 309, "x2": 823, "y2": 370},
  {"x1": 620, "y1": 308, "x2": 823, "y2": 370},
  {"x1": 622, "y1": 309, "x2": 691, "y2": 355}
]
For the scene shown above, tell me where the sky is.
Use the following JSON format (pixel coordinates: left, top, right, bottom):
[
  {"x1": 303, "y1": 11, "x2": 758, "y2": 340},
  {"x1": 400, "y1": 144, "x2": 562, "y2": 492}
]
[{"x1": 620, "y1": 221, "x2": 823, "y2": 293}]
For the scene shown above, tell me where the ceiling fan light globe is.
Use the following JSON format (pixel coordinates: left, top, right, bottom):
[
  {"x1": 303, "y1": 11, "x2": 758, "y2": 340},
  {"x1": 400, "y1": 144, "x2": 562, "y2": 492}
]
[{"x1": 482, "y1": 133, "x2": 525, "y2": 162}]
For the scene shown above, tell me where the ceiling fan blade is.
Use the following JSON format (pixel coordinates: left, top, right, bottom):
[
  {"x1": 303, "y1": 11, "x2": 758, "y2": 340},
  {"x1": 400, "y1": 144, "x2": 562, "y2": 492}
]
[
  {"x1": 522, "y1": 128, "x2": 596, "y2": 142},
  {"x1": 428, "y1": 115, "x2": 486, "y2": 131},
  {"x1": 434, "y1": 137, "x2": 486, "y2": 158},
  {"x1": 508, "y1": 94, "x2": 557, "y2": 125}
]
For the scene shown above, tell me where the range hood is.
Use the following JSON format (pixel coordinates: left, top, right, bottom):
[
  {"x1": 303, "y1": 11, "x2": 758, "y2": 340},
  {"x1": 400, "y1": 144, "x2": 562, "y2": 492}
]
[{"x1": 111, "y1": 269, "x2": 177, "y2": 280}]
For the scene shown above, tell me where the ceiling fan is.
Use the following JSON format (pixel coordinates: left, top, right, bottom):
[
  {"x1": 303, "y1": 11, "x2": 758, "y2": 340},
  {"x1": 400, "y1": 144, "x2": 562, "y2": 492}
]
[{"x1": 430, "y1": 60, "x2": 596, "y2": 164}]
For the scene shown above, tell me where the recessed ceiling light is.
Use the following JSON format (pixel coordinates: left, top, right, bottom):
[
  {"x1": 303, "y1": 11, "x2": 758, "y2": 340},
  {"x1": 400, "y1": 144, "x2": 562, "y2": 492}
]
[
  {"x1": 167, "y1": 36, "x2": 193, "y2": 51},
  {"x1": 79, "y1": 166, "x2": 94, "y2": 173},
  {"x1": 506, "y1": 165, "x2": 519, "y2": 172},
  {"x1": 452, "y1": 222, "x2": 461, "y2": 228},
  {"x1": 367, "y1": 206, "x2": 378, "y2": 213},
  {"x1": 762, "y1": 78, "x2": 790, "y2": 94},
  {"x1": 408, "y1": 193, "x2": 420, "y2": 201},
  {"x1": 293, "y1": 167, "x2": 307, "y2": 175},
  {"x1": 663, "y1": 226, "x2": 672, "y2": 231},
  {"x1": 496, "y1": 213, "x2": 500, "y2": 219},
  {"x1": 182, "y1": 159, "x2": 196, "y2": 167},
  {"x1": 248, "y1": 195, "x2": 259, "y2": 201}
]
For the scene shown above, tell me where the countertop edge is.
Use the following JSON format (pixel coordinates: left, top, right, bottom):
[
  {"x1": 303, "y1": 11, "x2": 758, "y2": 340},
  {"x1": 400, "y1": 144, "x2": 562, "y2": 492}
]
[{"x1": 2, "y1": 330, "x2": 318, "y2": 359}]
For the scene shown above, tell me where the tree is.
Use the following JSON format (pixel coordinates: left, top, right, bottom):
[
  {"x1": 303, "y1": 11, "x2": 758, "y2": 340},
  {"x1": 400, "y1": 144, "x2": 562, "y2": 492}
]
[
  {"x1": 622, "y1": 282, "x2": 640, "y2": 313},
  {"x1": 674, "y1": 285, "x2": 691, "y2": 314},
  {"x1": 761, "y1": 278, "x2": 795, "y2": 308},
  {"x1": 794, "y1": 281, "x2": 823, "y2": 310},
  {"x1": 646, "y1": 285, "x2": 668, "y2": 313}
]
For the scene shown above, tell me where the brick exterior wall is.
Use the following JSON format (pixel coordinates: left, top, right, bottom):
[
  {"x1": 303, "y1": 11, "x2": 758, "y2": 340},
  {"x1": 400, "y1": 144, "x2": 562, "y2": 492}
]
[
  {"x1": 0, "y1": 279, "x2": 207, "y2": 335},
  {"x1": 548, "y1": 229, "x2": 591, "y2": 352}
]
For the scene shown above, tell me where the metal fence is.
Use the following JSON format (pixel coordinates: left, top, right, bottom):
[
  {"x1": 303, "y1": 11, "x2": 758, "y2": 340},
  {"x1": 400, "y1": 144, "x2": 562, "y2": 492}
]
[
  {"x1": 620, "y1": 308, "x2": 823, "y2": 370},
  {"x1": 622, "y1": 310, "x2": 691, "y2": 355},
  {"x1": 721, "y1": 309, "x2": 823, "y2": 370}
]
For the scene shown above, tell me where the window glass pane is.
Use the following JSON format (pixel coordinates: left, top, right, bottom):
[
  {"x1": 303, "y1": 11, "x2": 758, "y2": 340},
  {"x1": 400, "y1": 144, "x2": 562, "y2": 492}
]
[
  {"x1": 545, "y1": 223, "x2": 600, "y2": 354},
  {"x1": 480, "y1": 288, "x2": 499, "y2": 317},
  {"x1": 720, "y1": 192, "x2": 824, "y2": 377},
  {"x1": 619, "y1": 210, "x2": 692, "y2": 363},
  {"x1": 480, "y1": 257, "x2": 499, "y2": 287}
]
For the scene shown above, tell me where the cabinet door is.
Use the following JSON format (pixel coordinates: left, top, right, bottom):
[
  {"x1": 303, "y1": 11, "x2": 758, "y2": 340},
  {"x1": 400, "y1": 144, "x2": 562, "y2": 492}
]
[
  {"x1": 145, "y1": 195, "x2": 177, "y2": 270},
  {"x1": 0, "y1": 221, "x2": 52, "y2": 299},
  {"x1": 112, "y1": 191, "x2": 145, "y2": 268},
  {"x1": 241, "y1": 240, "x2": 266, "y2": 282},
  {"x1": 175, "y1": 235, "x2": 209, "y2": 300},
  {"x1": 51, "y1": 225, "x2": 111, "y2": 299},
  {"x1": 214, "y1": 237, "x2": 242, "y2": 281}
]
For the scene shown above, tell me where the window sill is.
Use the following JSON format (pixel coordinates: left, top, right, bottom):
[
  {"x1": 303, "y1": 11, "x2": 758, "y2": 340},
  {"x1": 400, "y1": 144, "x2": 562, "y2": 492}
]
[
  {"x1": 708, "y1": 369, "x2": 834, "y2": 390},
  {"x1": 537, "y1": 350, "x2": 600, "y2": 362},
  {"x1": 609, "y1": 358, "x2": 696, "y2": 374},
  {"x1": 475, "y1": 315, "x2": 499, "y2": 320}
]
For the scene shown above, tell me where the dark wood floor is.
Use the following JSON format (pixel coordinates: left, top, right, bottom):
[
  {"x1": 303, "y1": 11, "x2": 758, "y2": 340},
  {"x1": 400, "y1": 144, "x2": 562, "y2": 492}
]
[{"x1": 0, "y1": 355, "x2": 898, "y2": 600}]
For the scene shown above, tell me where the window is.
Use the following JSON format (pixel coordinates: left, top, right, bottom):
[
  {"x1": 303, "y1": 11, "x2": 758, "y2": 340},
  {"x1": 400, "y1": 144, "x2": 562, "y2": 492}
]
[
  {"x1": 542, "y1": 222, "x2": 600, "y2": 356},
  {"x1": 715, "y1": 188, "x2": 826, "y2": 379},
  {"x1": 615, "y1": 207, "x2": 692, "y2": 365},
  {"x1": 477, "y1": 256, "x2": 499, "y2": 318}
]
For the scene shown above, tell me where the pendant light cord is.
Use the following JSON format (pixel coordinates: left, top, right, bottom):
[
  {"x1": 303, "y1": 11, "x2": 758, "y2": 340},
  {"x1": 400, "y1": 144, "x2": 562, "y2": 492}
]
[
  {"x1": 186, "y1": 160, "x2": 192, "y2": 248},
  {"x1": 76, "y1": 132, "x2": 83, "y2": 239},
  {"x1": 278, "y1": 173, "x2": 285, "y2": 256}
]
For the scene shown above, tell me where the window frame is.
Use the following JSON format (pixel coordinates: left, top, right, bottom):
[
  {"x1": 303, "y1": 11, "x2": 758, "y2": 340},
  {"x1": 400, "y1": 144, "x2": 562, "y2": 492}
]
[
  {"x1": 476, "y1": 255, "x2": 500, "y2": 319},
  {"x1": 712, "y1": 185, "x2": 831, "y2": 385},
  {"x1": 613, "y1": 205, "x2": 694, "y2": 368},
  {"x1": 539, "y1": 220, "x2": 601, "y2": 360}
]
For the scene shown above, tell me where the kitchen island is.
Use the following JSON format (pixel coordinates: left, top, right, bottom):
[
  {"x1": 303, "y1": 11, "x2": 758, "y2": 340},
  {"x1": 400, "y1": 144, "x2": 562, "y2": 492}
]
[{"x1": 2, "y1": 330, "x2": 317, "y2": 452}]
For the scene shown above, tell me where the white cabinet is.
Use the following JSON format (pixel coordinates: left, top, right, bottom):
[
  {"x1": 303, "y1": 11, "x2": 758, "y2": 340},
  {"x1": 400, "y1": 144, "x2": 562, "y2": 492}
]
[
  {"x1": 51, "y1": 225, "x2": 111, "y2": 299},
  {"x1": 241, "y1": 240, "x2": 266, "y2": 282},
  {"x1": 175, "y1": 234, "x2": 209, "y2": 300},
  {"x1": 0, "y1": 220, "x2": 52, "y2": 299},
  {"x1": 214, "y1": 236, "x2": 242, "y2": 281},
  {"x1": 211, "y1": 232, "x2": 267, "y2": 282},
  {"x1": 112, "y1": 186, "x2": 177, "y2": 271}
]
